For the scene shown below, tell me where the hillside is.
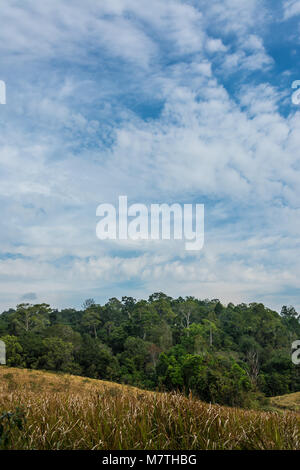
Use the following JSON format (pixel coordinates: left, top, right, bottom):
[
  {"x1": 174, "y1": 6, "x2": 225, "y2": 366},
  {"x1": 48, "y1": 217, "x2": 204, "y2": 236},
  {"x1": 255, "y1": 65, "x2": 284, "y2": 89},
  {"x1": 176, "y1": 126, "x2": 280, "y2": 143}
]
[
  {"x1": 1, "y1": 297, "x2": 300, "y2": 411},
  {"x1": 0, "y1": 366, "x2": 300, "y2": 450},
  {"x1": 0, "y1": 365, "x2": 142, "y2": 395},
  {"x1": 271, "y1": 392, "x2": 300, "y2": 412}
]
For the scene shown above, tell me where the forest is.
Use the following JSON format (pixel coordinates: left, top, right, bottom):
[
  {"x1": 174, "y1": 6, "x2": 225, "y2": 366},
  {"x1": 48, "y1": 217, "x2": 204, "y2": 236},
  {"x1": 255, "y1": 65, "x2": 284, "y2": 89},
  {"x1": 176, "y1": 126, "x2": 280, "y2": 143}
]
[{"x1": 0, "y1": 293, "x2": 299, "y2": 409}]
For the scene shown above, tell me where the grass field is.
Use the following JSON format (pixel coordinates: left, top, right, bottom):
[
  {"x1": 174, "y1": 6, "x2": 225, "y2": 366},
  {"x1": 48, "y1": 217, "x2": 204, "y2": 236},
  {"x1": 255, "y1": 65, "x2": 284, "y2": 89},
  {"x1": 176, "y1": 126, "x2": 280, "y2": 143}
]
[
  {"x1": 270, "y1": 392, "x2": 300, "y2": 412},
  {"x1": 0, "y1": 366, "x2": 300, "y2": 450}
]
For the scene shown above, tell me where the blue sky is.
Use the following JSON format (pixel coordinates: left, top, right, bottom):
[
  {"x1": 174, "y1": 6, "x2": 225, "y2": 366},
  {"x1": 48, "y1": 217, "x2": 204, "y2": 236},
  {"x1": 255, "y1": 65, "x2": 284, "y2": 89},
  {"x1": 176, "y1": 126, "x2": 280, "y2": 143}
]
[{"x1": 0, "y1": 0, "x2": 300, "y2": 312}]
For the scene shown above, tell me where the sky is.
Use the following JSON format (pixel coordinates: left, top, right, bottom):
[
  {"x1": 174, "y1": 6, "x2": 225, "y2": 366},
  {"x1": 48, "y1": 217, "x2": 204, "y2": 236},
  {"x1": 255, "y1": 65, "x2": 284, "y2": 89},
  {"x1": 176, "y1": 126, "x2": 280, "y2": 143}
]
[{"x1": 0, "y1": 0, "x2": 300, "y2": 313}]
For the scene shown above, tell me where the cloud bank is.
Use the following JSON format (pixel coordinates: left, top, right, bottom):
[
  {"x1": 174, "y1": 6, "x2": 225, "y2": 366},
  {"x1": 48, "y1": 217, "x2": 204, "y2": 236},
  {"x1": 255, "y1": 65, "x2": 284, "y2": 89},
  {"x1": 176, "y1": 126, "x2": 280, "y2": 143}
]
[{"x1": 0, "y1": 0, "x2": 299, "y2": 311}]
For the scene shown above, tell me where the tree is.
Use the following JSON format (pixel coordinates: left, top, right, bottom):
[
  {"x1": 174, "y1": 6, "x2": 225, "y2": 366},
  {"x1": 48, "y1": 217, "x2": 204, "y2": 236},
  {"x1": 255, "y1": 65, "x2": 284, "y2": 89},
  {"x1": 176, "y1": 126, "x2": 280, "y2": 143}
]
[
  {"x1": 12, "y1": 304, "x2": 51, "y2": 334},
  {"x1": 82, "y1": 298, "x2": 96, "y2": 310},
  {"x1": 281, "y1": 305, "x2": 298, "y2": 319},
  {"x1": 148, "y1": 343, "x2": 162, "y2": 368},
  {"x1": 78, "y1": 335, "x2": 119, "y2": 380},
  {"x1": 121, "y1": 296, "x2": 136, "y2": 319},
  {"x1": 178, "y1": 300, "x2": 197, "y2": 335},
  {"x1": 246, "y1": 350, "x2": 260, "y2": 387},
  {"x1": 148, "y1": 293, "x2": 175, "y2": 324},
  {"x1": 0, "y1": 293, "x2": 299, "y2": 407},
  {"x1": 82, "y1": 306, "x2": 101, "y2": 338},
  {"x1": 45, "y1": 324, "x2": 82, "y2": 352},
  {"x1": 40, "y1": 337, "x2": 76, "y2": 372},
  {"x1": 0, "y1": 335, "x2": 24, "y2": 367},
  {"x1": 214, "y1": 302, "x2": 223, "y2": 315}
]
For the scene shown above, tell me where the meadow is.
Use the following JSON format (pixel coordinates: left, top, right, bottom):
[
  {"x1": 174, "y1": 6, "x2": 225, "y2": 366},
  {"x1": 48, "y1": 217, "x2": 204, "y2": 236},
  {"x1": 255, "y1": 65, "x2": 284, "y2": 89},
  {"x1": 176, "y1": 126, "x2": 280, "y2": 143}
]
[{"x1": 0, "y1": 366, "x2": 300, "y2": 450}]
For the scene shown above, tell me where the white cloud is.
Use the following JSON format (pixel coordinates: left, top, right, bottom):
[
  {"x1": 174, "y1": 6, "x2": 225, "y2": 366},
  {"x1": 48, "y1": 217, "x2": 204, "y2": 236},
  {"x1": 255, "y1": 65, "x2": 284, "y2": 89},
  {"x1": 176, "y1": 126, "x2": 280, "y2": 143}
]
[
  {"x1": 283, "y1": 0, "x2": 300, "y2": 19},
  {"x1": 206, "y1": 38, "x2": 227, "y2": 53},
  {"x1": 0, "y1": 1, "x2": 299, "y2": 313}
]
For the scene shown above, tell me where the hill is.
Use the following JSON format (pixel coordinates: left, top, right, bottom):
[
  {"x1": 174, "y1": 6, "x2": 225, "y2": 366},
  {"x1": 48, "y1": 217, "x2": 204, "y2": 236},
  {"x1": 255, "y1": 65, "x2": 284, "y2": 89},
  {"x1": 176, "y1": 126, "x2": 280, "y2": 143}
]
[
  {"x1": 270, "y1": 392, "x2": 300, "y2": 412},
  {"x1": 1, "y1": 296, "x2": 300, "y2": 410},
  {"x1": 0, "y1": 366, "x2": 300, "y2": 450}
]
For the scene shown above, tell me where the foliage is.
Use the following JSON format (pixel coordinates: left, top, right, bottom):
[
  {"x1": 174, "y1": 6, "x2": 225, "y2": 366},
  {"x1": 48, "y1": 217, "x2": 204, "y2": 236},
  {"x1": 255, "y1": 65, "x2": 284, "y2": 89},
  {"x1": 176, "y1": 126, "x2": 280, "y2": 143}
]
[
  {"x1": 0, "y1": 407, "x2": 26, "y2": 449},
  {"x1": 0, "y1": 295, "x2": 299, "y2": 408},
  {"x1": 0, "y1": 367, "x2": 299, "y2": 450}
]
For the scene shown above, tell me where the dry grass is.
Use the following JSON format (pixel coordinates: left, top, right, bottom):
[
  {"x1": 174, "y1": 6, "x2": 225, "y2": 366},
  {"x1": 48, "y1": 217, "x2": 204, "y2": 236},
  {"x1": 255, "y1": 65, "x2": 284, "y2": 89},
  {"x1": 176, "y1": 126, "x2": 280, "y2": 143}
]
[
  {"x1": 270, "y1": 392, "x2": 300, "y2": 412},
  {"x1": 0, "y1": 366, "x2": 300, "y2": 450}
]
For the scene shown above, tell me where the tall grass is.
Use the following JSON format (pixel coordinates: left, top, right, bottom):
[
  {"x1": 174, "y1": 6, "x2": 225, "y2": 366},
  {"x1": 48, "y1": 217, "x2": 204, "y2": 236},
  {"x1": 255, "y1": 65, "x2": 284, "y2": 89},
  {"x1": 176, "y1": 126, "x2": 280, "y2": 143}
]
[{"x1": 0, "y1": 367, "x2": 299, "y2": 450}]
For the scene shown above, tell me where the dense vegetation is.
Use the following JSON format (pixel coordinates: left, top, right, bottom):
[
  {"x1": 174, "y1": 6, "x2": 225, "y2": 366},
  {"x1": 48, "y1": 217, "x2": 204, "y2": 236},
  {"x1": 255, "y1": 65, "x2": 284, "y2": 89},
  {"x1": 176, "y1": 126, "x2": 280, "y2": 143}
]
[
  {"x1": 0, "y1": 367, "x2": 300, "y2": 450},
  {"x1": 0, "y1": 294, "x2": 299, "y2": 408}
]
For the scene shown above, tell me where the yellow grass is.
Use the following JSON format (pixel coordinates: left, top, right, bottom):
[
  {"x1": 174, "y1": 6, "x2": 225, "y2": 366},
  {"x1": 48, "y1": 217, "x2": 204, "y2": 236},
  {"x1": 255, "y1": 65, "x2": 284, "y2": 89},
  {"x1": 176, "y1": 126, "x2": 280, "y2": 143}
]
[
  {"x1": 270, "y1": 392, "x2": 300, "y2": 412},
  {"x1": 0, "y1": 366, "x2": 300, "y2": 450},
  {"x1": 0, "y1": 365, "x2": 143, "y2": 395}
]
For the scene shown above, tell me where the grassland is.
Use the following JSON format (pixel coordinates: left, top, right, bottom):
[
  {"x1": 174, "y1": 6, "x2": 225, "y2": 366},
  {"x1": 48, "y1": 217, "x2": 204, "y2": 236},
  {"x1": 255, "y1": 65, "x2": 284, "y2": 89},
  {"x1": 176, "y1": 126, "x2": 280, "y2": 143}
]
[
  {"x1": 0, "y1": 366, "x2": 300, "y2": 450},
  {"x1": 270, "y1": 392, "x2": 300, "y2": 413}
]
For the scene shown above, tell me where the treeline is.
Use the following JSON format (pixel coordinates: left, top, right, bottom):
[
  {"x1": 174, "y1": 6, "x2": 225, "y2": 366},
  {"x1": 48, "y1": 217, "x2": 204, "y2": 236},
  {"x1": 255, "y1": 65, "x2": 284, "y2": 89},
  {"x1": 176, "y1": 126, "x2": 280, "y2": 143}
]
[{"x1": 0, "y1": 294, "x2": 299, "y2": 408}]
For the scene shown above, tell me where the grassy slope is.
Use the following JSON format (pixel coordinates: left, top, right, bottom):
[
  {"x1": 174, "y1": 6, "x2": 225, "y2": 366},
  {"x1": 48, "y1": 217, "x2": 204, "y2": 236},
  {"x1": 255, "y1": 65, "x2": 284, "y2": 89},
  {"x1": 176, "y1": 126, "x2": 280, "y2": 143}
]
[
  {"x1": 270, "y1": 392, "x2": 300, "y2": 412},
  {"x1": 0, "y1": 365, "x2": 143, "y2": 395},
  {"x1": 0, "y1": 366, "x2": 300, "y2": 450}
]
